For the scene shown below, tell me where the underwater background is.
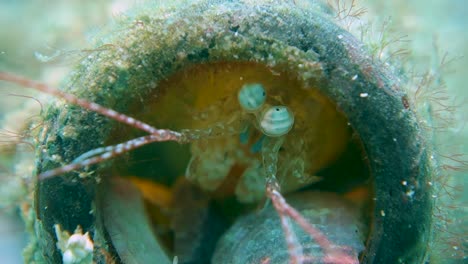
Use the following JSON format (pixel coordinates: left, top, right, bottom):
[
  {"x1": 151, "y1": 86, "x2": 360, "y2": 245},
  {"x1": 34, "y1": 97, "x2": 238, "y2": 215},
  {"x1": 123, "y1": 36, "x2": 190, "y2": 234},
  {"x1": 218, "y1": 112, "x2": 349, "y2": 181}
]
[{"x1": 0, "y1": 0, "x2": 466, "y2": 263}]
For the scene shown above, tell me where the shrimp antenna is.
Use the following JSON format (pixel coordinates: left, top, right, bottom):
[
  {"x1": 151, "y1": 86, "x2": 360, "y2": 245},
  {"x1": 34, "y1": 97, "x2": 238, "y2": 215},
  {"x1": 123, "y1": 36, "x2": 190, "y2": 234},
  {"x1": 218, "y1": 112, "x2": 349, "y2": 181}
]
[{"x1": 0, "y1": 72, "x2": 183, "y2": 180}]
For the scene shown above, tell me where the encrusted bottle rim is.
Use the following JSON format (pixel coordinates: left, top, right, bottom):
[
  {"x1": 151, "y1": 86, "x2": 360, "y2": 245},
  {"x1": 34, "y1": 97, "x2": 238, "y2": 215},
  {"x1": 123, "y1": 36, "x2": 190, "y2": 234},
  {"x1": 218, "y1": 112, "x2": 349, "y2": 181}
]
[{"x1": 23, "y1": 1, "x2": 434, "y2": 263}]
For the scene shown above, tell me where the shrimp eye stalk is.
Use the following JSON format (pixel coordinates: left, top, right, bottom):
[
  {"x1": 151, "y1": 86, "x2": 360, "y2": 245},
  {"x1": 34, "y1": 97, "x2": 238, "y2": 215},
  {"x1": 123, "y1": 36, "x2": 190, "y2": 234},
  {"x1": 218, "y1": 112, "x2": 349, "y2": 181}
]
[
  {"x1": 238, "y1": 83, "x2": 267, "y2": 112},
  {"x1": 258, "y1": 106, "x2": 295, "y2": 137}
]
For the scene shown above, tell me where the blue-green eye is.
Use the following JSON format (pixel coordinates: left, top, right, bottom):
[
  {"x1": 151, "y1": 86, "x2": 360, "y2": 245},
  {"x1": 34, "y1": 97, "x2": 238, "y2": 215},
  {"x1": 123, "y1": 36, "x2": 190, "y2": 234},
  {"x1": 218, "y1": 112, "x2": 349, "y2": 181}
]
[
  {"x1": 238, "y1": 83, "x2": 266, "y2": 112},
  {"x1": 259, "y1": 106, "x2": 294, "y2": 137}
]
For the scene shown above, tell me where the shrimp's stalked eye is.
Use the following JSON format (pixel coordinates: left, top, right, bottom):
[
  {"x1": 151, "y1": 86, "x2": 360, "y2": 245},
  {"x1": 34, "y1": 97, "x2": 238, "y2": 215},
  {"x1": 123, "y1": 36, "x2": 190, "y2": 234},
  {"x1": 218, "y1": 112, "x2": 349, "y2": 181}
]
[
  {"x1": 238, "y1": 83, "x2": 266, "y2": 112},
  {"x1": 258, "y1": 106, "x2": 295, "y2": 137}
]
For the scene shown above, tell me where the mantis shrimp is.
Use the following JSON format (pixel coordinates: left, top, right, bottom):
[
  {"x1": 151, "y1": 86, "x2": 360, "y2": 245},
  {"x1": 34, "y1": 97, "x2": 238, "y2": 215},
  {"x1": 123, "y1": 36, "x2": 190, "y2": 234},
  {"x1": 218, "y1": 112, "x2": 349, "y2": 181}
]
[{"x1": 0, "y1": 71, "x2": 360, "y2": 263}]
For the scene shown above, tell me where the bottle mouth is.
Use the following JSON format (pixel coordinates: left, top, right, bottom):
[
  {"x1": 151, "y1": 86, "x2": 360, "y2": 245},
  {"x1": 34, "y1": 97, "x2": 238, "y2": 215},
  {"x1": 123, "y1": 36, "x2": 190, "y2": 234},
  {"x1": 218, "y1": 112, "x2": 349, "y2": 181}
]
[{"x1": 32, "y1": 2, "x2": 433, "y2": 263}]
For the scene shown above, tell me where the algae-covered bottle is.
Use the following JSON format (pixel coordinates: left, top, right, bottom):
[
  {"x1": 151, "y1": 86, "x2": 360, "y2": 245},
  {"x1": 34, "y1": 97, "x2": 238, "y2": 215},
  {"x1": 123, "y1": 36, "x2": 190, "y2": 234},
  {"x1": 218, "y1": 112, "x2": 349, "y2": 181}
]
[{"x1": 2, "y1": 0, "x2": 461, "y2": 263}]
